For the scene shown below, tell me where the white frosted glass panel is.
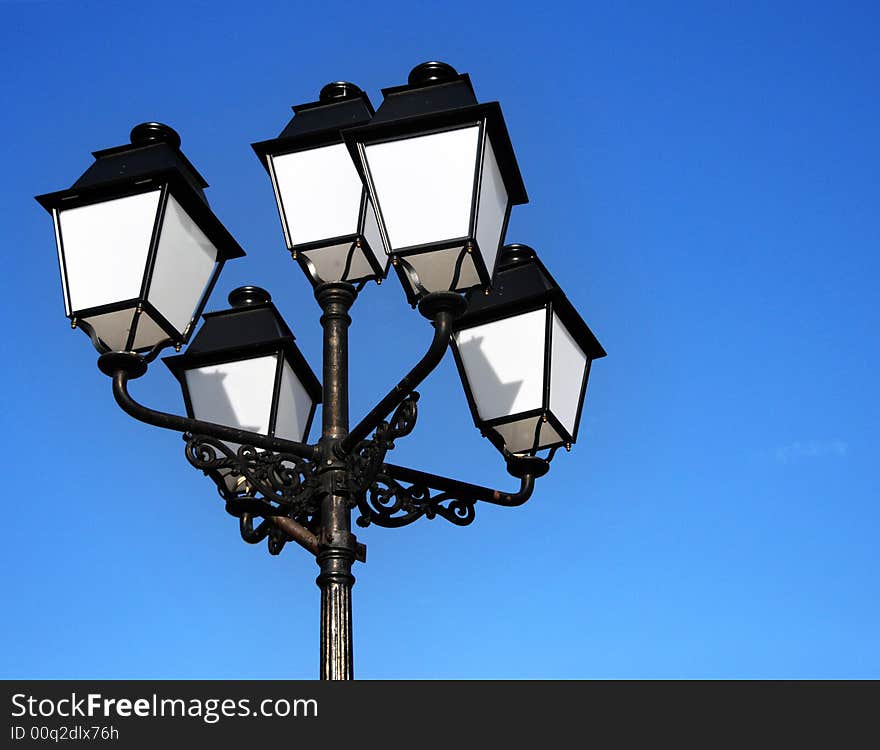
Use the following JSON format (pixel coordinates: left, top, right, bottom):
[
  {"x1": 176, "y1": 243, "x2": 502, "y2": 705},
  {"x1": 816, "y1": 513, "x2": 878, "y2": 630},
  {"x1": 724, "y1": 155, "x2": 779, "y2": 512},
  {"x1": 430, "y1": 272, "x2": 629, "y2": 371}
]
[
  {"x1": 148, "y1": 195, "x2": 218, "y2": 335},
  {"x1": 364, "y1": 126, "x2": 479, "y2": 250},
  {"x1": 454, "y1": 308, "x2": 546, "y2": 421},
  {"x1": 58, "y1": 191, "x2": 160, "y2": 312},
  {"x1": 302, "y1": 242, "x2": 373, "y2": 283},
  {"x1": 475, "y1": 138, "x2": 508, "y2": 277},
  {"x1": 274, "y1": 361, "x2": 314, "y2": 442},
  {"x1": 403, "y1": 247, "x2": 478, "y2": 293},
  {"x1": 131, "y1": 313, "x2": 170, "y2": 351},
  {"x1": 272, "y1": 145, "x2": 362, "y2": 246},
  {"x1": 494, "y1": 417, "x2": 562, "y2": 454},
  {"x1": 83, "y1": 308, "x2": 137, "y2": 351},
  {"x1": 549, "y1": 314, "x2": 588, "y2": 436},
  {"x1": 184, "y1": 355, "x2": 278, "y2": 435},
  {"x1": 361, "y1": 197, "x2": 384, "y2": 266}
]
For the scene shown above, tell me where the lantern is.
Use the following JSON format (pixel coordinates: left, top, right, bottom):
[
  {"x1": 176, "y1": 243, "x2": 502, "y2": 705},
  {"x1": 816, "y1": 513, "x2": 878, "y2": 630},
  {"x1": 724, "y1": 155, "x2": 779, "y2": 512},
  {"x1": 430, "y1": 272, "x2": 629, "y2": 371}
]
[
  {"x1": 35, "y1": 123, "x2": 245, "y2": 353},
  {"x1": 342, "y1": 62, "x2": 528, "y2": 305},
  {"x1": 252, "y1": 82, "x2": 387, "y2": 286},
  {"x1": 163, "y1": 286, "x2": 320, "y2": 450},
  {"x1": 451, "y1": 245, "x2": 605, "y2": 455}
]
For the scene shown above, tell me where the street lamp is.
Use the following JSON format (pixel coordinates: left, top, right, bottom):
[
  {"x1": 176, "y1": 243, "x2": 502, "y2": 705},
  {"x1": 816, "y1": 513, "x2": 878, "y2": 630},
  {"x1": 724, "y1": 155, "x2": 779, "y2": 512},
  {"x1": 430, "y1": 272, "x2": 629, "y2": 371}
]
[
  {"x1": 35, "y1": 123, "x2": 245, "y2": 354},
  {"x1": 35, "y1": 62, "x2": 604, "y2": 680},
  {"x1": 342, "y1": 61, "x2": 527, "y2": 306},
  {"x1": 451, "y1": 243, "x2": 606, "y2": 456},
  {"x1": 252, "y1": 82, "x2": 388, "y2": 286}
]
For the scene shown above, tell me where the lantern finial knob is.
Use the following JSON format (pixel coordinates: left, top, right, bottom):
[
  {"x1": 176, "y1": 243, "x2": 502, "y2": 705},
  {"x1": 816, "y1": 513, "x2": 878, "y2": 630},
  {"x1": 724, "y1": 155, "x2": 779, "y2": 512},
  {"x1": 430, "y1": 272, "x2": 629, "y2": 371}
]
[
  {"x1": 228, "y1": 286, "x2": 272, "y2": 308},
  {"x1": 408, "y1": 61, "x2": 459, "y2": 86},
  {"x1": 130, "y1": 122, "x2": 181, "y2": 149},
  {"x1": 499, "y1": 243, "x2": 537, "y2": 268},
  {"x1": 319, "y1": 81, "x2": 363, "y2": 102}
]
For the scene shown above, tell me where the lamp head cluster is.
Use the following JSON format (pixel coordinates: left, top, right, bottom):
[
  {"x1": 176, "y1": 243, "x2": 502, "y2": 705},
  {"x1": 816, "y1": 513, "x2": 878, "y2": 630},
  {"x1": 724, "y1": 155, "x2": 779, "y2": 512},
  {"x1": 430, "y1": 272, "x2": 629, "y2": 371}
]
[{"x1": 36, "y1": 62, "x2": 604, "y2": 461}]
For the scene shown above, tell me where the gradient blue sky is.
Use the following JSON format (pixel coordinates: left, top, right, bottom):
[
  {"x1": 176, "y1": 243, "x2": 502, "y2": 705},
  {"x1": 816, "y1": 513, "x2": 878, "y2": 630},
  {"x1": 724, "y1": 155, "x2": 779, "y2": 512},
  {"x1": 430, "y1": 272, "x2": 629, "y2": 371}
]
[{"x1": 1, "y1": 1, "x2": 877, "y2": 679}]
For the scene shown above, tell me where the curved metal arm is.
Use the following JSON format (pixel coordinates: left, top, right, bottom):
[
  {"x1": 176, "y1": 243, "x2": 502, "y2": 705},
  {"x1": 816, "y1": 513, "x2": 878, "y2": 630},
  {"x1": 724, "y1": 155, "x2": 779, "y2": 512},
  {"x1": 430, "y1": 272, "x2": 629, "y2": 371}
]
[
  {"x1": 356, "y1": 462, "x2": 537, "y2": 529},
  {"x1": 339, "y1": 293, "x2": 466, "y2": 455},
  {"x1": 111, "y1": 370, "x2": 319, "y2": 460}
]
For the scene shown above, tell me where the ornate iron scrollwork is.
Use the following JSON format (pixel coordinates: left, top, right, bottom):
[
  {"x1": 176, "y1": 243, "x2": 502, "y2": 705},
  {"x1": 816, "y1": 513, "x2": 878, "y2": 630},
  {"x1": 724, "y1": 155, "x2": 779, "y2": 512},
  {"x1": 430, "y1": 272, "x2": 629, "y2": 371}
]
[
  {"x1": 347, "y1": 391, "x2": 419, "y2": 500},
  {"x1": 356, "y1": 470, "x2": 477, "y2": 528},
  {"x1": 183, "y1": 389, "x2": 537, "y2": 544},
  {"x1": 184, "y1": 433, "x2": 320, "y2": 554}
]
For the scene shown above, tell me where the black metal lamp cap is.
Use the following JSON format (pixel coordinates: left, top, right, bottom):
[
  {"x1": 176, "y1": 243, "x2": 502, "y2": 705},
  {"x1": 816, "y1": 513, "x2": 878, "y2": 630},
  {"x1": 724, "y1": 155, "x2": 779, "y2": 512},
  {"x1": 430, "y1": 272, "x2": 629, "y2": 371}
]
[
  {"x1": 417, "y1": 291, "x2": 468, "y2": 320},
  {"x1": 506, "y1": 455, "x2": 550, "y2": 479},
  {"x1": 228, "y1": 286, "x2": 272, "y2": 307},
  {"x1": 408, "y1": 61, "x2": 459, "y2": 86},
  {"x1": 499, "y1": 243, "x2": 537, "y2": 268},
  {"x1": 319, "y1": 81, "x2": 363, "y2": 102},
  {"x1": 130, "y1": 122, "x2": 181, "y2": 149}
]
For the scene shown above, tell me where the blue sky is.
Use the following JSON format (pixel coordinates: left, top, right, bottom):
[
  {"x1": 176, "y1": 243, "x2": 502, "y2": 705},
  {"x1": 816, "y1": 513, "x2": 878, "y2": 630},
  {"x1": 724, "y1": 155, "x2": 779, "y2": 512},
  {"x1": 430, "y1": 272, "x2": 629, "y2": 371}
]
[{"x1": 1, "y1": 0, "x2": 878, "y2": 678}]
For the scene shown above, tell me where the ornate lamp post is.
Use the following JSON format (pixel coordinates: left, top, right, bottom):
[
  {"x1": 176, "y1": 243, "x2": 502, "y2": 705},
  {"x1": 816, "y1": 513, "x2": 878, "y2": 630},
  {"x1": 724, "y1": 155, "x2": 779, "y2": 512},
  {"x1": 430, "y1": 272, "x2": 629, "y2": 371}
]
[{"x1": 35, "y1": 62, "x2": 605, "y2": 680}]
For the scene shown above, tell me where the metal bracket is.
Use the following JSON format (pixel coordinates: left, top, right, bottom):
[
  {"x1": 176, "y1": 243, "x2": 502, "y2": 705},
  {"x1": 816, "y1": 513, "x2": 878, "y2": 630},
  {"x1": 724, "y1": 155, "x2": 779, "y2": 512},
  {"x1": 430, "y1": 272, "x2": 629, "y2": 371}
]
[
  {"x1": 356, "y1": 462, "x2": 539, "y2": 529},
  {"x1": 345, "y1": 391, "x2": 420, "y2": 502}
]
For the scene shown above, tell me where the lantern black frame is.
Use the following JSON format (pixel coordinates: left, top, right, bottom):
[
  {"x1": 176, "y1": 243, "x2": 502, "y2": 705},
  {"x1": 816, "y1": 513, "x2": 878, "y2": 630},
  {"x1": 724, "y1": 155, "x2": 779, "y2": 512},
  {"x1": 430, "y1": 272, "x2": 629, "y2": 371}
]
[
  {"x1": 36, "y1": 127, "x2": 246, "y2": 354},
  {"x1": 252, "y1": 85, "x2": 389, "y2": 287},
  {"x1": 450, "y1": 245, "x2": 606, "y2": 456},
  {"x1": 341, "y1": 66, "x2": 528, "y2": 306}
]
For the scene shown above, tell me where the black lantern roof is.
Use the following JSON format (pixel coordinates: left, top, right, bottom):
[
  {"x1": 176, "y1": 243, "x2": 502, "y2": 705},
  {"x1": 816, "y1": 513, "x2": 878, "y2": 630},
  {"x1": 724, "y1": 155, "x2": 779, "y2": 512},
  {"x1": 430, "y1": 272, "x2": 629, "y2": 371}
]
[
  {"x1": 34, "y1": 123, "x2": 245, "y2": 261},
  {"x1": 163, "y1": 286, "x2": 322, "y2": 404},
  {"x1": 251, "y1": 82, "x2": 375, "y2": 165},
  {"x1": 71, "y1": 123, "x2": 207, "y2": 199},
  {"x1": 371, "y1": 62, "x2": 478, "y2": 121},
  {"x1": 342, "y1": 62, "x2": 528, "y2": 206},
  {"x1": 456, "y1": 244, "x2": 607, "y2": 360}
]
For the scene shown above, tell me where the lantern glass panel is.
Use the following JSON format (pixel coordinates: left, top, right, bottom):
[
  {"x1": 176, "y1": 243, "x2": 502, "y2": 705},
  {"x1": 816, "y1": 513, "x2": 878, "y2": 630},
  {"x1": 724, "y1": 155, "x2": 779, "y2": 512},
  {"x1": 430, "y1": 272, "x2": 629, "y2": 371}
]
[
  {"x1": 403, "y1": 246, "x2": 478, "y2": 292},
  {"x1": 148, "y1": 194, "x2": 219, "y2": 335},
  {"x1": 184, "y1": 354, "x2": 279, "y2": 435},
  {"x1": 80, "y1": 309, "x2": 138, "y2": 352},
  {"x1": 274, "y1": 360, "x2": 314, "y2": 442},
  {"x1": 271, "y1": 144, "x2": 362, "y2": 246},
  {"x1": 549, "y1": 313, "x2": 588, "y2": 436},
  {"x1": 454, "y1": 308, "x2": 546, "y2": 421},
  {"x1": 364, "y1": 125, "x2": 480, "y2": 250},
  {"x1": 474, "y1": 138, "x2": 507, "y2": 277},
  {"x1": 131, "y1": 314, "x2": 172, "y2": 352},
  {"x1": 494, "y1": 418, "x2": 562, "y2": 455},
  {"x1": 57, "y1": 190, "x2": 160, "y2": 312},
  {"x1": 301, "y1": 242, "x2": 374, "y2": 285},
  {"x1": 362, "y1": 192, "x2": 383, "y2": 257}
]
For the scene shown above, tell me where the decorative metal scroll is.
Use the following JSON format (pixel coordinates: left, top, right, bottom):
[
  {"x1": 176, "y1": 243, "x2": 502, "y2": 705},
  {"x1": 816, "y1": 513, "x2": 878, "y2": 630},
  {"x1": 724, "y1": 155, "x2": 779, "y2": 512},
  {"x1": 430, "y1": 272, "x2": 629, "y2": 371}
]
[
  {"x1": 183, "y1": 388, "x2": 533, "y2": 546},
  {"x1": 347, "y1": 392, "x2": 420, "y2": 500},
  {"x1": 184, "y1": 433, "x2": 319, "y2": 554},
  {"x1": 356, "y1": 471, "x2": 477, "y2": 528}
]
